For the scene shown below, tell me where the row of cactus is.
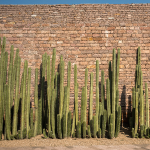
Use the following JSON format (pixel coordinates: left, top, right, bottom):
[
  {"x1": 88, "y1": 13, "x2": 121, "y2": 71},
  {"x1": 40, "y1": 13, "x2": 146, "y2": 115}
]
[
  {"x1": 0, "y1": 37, "x2": 122, "y2": 140},
  {"x1": 130, "y1": 47, "x2": 150, "y2": 138}
]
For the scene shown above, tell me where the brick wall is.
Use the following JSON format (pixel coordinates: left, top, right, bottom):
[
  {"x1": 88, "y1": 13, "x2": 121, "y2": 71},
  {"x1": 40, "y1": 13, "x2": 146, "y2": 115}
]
[{"x1": 0, "y1": 4, "x2": 150, "y2": 124}]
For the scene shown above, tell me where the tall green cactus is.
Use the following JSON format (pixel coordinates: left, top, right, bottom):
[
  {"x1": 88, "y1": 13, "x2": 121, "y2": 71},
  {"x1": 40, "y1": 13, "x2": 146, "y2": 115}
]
[
  {"x1": 106, "y1": 79, "x2": 110, "y2": 124},
  {"x1": 12, "y1": 53, "x2": 21, "y2": 136},
  {"x1": 51, "y1": 89, "x2": 56, "y2": 138},
  {"x1": 81, "y1": 87, "x2": 86, "y2": 125},
  {"x1": 59, "y1": 55, "x2": 64, "y2": 119},
  {"x1": 96, "y1": 60, "x2": 99, "y2": 133},
  {"x1": 145, "y1": 83, "x2": 149, "y2": 129},
  {"x1": 89, "y1": 72, "x2": 93, "y2": 124},
  {"x1": 21, "y1": 60, "x2": 28, "y2": 139},
  {"x1": 34, "y1": 68, "x2": 38, "y2": 137},
  {"x1": 57, "y1": 114, "x2": 62, "y2": 139},
  {"x1": 5, "y1": 84, "x2": 10, "y2": 140},
  {"x1": 26, "y1": 68, "x2": 31, "y2": 138},
  {"x1": 101, "y1": 109, "x2": 107, "y2": 138},
  {"x1": 47, "y1": 55, "x2": 51, "y2": 136},
  {"x1": 76, "y1": 121, "x2": 81, "y2": 138},
  {"x1": 74, "y1": 64, "x2": 78, "y2": 126},
  {"x1": 101, "y1": 70, "x2": 105, "y2": 113},
  {"x1": 66, "y1": 61, "x2": 71, "y2": 134},
  {"x1": 112, "y1": 49, "x2": 116, "y2": 135}
]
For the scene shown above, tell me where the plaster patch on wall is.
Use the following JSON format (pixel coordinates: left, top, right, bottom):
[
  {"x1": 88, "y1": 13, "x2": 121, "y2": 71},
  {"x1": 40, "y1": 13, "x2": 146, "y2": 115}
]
[
  {"x1": 31, "y1": 15, "x2": 37, "y2": 17},
  {"x1": 108, "y1": 17, "x2": 114, "y2": 19},
  {"x1": 105, "y1": 30, "x2": 108, "y2": 46},
  {"x1": 118, "y1": 40, "x2": 122, "y2": 43}
]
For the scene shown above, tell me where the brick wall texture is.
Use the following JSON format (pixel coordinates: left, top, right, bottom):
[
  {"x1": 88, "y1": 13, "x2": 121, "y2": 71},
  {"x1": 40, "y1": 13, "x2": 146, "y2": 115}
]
[{"x1": 0, "y1": 4, "x2": 150, "y2": 123}]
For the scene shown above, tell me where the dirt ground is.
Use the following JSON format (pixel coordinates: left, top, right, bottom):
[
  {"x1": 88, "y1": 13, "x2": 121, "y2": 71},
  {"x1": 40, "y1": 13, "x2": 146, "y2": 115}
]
[{"x1": 0, "y1": 127, "x2": 150, "y2": 147}]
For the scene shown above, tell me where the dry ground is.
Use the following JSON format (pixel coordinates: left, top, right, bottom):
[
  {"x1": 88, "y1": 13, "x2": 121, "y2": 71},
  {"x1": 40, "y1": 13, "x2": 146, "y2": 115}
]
[{"x1": 0, "y1": 127, "x2": 150, "y2": 147}]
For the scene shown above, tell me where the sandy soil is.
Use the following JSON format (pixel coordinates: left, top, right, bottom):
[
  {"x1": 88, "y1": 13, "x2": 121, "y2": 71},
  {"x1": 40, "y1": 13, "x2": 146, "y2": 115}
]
[{"x1": 0, "y1": 127, "x2": 150, "y2": 147}]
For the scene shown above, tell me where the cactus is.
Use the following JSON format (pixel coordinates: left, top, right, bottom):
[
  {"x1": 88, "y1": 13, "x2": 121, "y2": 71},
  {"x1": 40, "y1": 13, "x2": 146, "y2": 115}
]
[
  {"x1": 106, "y1": 79, "x2": 110, "y2": 124},
  {"x1": 101, "y1": 109, "x2": 107, "y2": 138},
  {"x1": 96, "y1": 60, "x2": 99, "y2": 133},
  {"x1": 109, "y1": 114, "x2": 114, "y2": 139},
  {"x1": 5, "y1": 84, "x2": 10, "y2": 140},
  {"x1": 140, "y1": 70, "x2": 144, "y2": 126},
  {"x1": 84, "y1": 68, "x2": 88, "y2": 124},
  {"x1": 140, "y1": 125, "x2": 144, "y2": 138},
  {"x1": 116, "y1": 49, "x2": 120, "y2": 92},
  {"x1": 47, "y1": 55, "x2": 51, "y2": 135},
  {"x1": 132, "y1": 87, "x2": 135, "y2": 129},
  {"x1": 67, "y1": 111, "x2": 71, "y2": 137},
  {"x1": 30, "y1": 108, "x2": 33, "y2": 131},
  {"x1": 112, "y1": 49, "x2": 116, "y2": 135},
  {"x1": 115, "y1": 106, "x2": 121, "y2": 137},
  {"x1": 82, "y1": 121, "x2": 86, "y2": 138},
  {"x1": 74, "y1": 64, "x2": 78, "y2": 126},
  {"x1": 57, "y1": 114, "x2": 62, "y2": 139},
  {"x1": 26, "y1": 68, "x2": 31, "y2": 138},
  {"x1": 81, "y1": 87, "x2": 86, "y2": 125},
  {"x1": 21, "y1": 60, "x2": 28, "y2": 139},
  {"x1": 92, "y1": 116, "x2": 96, "y2": 138},
  {"x1": 87, "y1": 125, "x2": 91, "y2": 138},
  {"x1": 145, "y1": 83, "x2": 149, "y2": 129},
  {"x1": 132, "y1": 128, "x2": 135, "y2": 138},
  {"x1": 59, "y1": 55, "x2": 64, "y2": 119},
  {"x1": 43, "y1": 129, "x2": 48, "y2": 138},
  {"x1": 51, "y1": 89, "x2": 56, "y2": 138},
  {"x1": 99, "y1": 102, "x2": 102, "y2": 129},
  {"x1": 66, "y1": 61, "x2": 71, "y2": 134},
  {"x1": 62, "y1": 113, "x2": 67, "y2": 138},
  {"x1": 89, "y1": 72, "x2": 93, "y2": 124},
  {"x1": 97, "y1": 128, "x2": 101, "y2": 138},
  {"x1": 38, "y1": 98, "x2": 42, "y2": 135},
  {"x1": 34, "y1": 68, "x2": 38, "y2": 137},
  {"x1": 12, "y1": 55, "x2": 21, "y2": 136},
  {"x1": 101, "y1": 70, "x2": 105, "y2": 113},
  {"x1": 76, "y1": 121, "x2": 81, "y2": 138},
  {"x1": 71, "y1": 111, "x2": 75, "y2": 137}
]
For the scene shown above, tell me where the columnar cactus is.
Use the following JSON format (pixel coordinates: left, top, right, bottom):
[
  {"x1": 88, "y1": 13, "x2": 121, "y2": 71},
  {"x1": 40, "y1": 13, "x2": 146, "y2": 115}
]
[
  {"x1": 74, "y1": 64, "x2": 78, "y2": 126},
  {"x1": 96, "y1": 60, "x2": 99, "y2": 133},
  {"x1": 145, "y1": 83, "x2": 149, "y2": 129},
  {"x1": 21, "y1": 60, "x2": 28, "y2": 139},
  {"x1": 89, "y1": 72, "x2": 93, "y2": 124},
  {"x1": 59, "y1": 55, "x2": 64, "y2": 120},
  {"x1": 101, "y1": 70, "x2": 105, "y2": 113},
  {"x1": 34, "y1": 68, "x2": 38, "y2": 137},
  {"x1": 26, "y1": 68, "x2": 31, "y2": 138},
  {"x1": 57, "y1": 114, "x2": 62, "y2": 139}
]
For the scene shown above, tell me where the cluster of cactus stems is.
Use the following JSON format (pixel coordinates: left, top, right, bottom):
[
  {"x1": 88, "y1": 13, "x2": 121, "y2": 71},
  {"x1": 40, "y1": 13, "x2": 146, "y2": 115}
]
[
  {"x1": 0, "y1": 36, "x2": 123, "y2": 140},
  {"x1": 130, "y1": 47, "x2": 150, "y2": 138}
]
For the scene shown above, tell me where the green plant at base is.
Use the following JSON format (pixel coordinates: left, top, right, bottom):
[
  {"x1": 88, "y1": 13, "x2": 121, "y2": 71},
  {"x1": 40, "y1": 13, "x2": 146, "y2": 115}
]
[
  {"x1": 115, "y1": 106, "x2": 121, "y2": 137},
  {"x1": 71, "y1": 111, "x2": 75, "y2": 137},
  {"x1": 145, "y1": 83, "x2": 149, "y2": 129},
  {"x1": 97, "y1": 128, "x2": 101, "y2": 138},
  {"x1": 132, "y1": 128, "x2": 135, "y2": 138},
  {"x1": 43, "y1": 129, "x2": 48, "y2": 138},
  {"x1": 30, "y1": 108, "x2": 33, "y2": 131},
  {"x1": 101, "y1": 109, "x2": 107, "y2": 138},
  {"x1": 63, "y1": 113, "x2": 67, "y2": 139}
]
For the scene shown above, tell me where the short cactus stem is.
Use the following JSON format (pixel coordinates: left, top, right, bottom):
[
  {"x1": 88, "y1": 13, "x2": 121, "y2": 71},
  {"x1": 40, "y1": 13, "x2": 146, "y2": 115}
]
[
  {"x1": 87, "y1": 125, "x2": 91, "y2": 138},
  {"x1": 97, "y1": 128, "x2": 101, "y2": 138},
  {"x1": 93, "y1": 116, "x2": 96, "y2": 138},
  {"x1": 101, "y1": 109, "x2": 107, "y2": 138},
  {"x1": 67, "y1": 111, "x2": 72, "y2": 137},
  {"x1": 82, "y1": 121, "x2": 86, "y2": 138},
  {"x1": 71, "y1": 111, "x2": 75, "y2": 137},
  {"x1": 132, "y1": 128, "x2": 135, "y2": 138},
  {"x1": 62, "y1": 114, "x2": 67, "y2": 139},
  {"x1": 57, "y1": 114, "x2": 62, "y2": 139},
  {"x1": 76, "y1": 121, "x2": 81, "y2": 138},
  {"x1": 145, "y1": 83, "x2": 149, "y2": 129}
]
